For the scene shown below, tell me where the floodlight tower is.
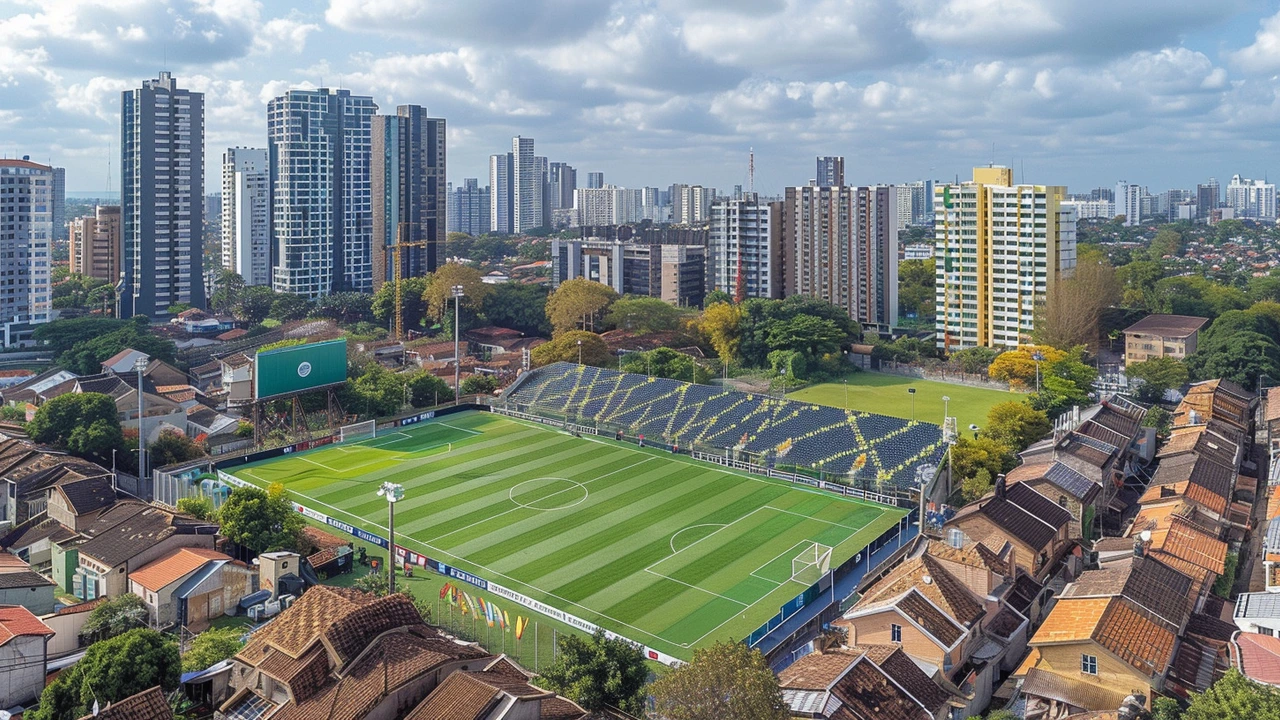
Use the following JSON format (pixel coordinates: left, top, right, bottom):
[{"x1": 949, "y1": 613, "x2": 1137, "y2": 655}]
[{"x1": 376, "y1": 482, "x2": 405, "y2": 593}]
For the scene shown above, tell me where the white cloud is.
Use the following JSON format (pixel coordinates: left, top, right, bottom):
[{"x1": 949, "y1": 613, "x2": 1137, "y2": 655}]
[
  {"x1": 256, "y1": 15, "x2": 323, "y2": 54},
  {"x1": 1233, "y1": 9, "x2": 1280, "y2": 73},
  {"x1": 325, "y1": 0, "x2": 609, "y2": 47}
]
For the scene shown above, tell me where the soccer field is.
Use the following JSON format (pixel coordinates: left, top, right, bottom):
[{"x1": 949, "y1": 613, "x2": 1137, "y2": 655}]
[
  {"x1": 787, "y1": 371, "x2": 1016, "y2": 431},
  {"x1": 228, "y1": 411, "x2": 906, "y2": 660}
]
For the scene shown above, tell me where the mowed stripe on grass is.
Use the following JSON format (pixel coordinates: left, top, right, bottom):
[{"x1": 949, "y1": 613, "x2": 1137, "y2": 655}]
[{"x1": 234, "y1": 411, "x2": 906, "y2": 656}]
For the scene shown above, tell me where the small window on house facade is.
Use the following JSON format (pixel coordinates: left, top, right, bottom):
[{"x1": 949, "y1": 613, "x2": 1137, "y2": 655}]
[
  {"x1": 1058, "y1": 495, "x2": 1068, "y2": 508},
  {"x1": 891, "y1": 624, "x2": 902, "y2": 643},
  {"x1": 1081, "y1": 654, "x2": 1098, "y2": 675}
]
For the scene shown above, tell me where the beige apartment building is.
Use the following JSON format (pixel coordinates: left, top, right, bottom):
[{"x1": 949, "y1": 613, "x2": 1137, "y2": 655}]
[{"x1": 1122, "y1": 314, "x2": 1208, "y2": 366}]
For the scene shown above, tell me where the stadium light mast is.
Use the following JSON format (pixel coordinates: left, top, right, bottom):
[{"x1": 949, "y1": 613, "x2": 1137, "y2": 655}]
[
  {"x1": 377, "y1": 481, "x2": 405, "y2": 593},
  {"x1": 1032, "y1": 350, "x2": 1045, "y2": 393},
  {"x1": 452, "y1": 285, "x2": 465, "y2": 402},
  {"x1": 907, "y1": 387, "x2": 917, "y2": 422},
  {"x1": 134, "y1": 355, "x2": 149, "y2": 480},
  {"x1": 577, "y1": 339, "x2": 582, "y2": 365}
]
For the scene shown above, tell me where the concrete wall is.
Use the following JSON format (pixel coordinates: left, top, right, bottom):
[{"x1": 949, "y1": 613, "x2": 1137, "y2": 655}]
[
  {"x1": 41, "y1": 609, "x2": 91, "y2": 657},
  {"x1": 0, "y1": 635, "x2": 46, "y2": 707}
]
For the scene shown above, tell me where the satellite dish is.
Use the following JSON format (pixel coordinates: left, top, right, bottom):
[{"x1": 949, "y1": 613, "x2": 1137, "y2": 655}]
[{"x1": 1, "y1": 709, "x2": 13, "y2": 720}]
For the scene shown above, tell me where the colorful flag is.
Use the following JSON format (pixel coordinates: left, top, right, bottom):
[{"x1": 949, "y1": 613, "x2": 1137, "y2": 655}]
[
  {"x1": 477, "y1": 596, "x2": 486, "y2": 615},
  {"x1": 515, "y1": 616, "x2": 527, "y2": 640},
  {"x1": 447, "y1": 587, "x2": 457, "y2": 607},
  {"x1": 460, "y1": 592, "x2": 470, "y2": 615},
  {"x1": 439, "y1": 582, "x2": 452, "y2": 600},
  {"x1": 485, "y1": 601, "x2": 495, "y2": 628},
  {"x1": 502, "y1": 610, "x2": 510, "y2": 631}
]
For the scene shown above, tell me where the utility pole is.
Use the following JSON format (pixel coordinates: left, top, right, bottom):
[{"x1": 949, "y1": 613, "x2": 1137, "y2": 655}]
[{"x1": 453, "y1": 285, "x2": 465, "y2": 401}]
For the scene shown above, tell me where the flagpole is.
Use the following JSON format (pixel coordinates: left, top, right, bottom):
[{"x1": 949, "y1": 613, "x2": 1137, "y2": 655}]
[{"x1": 535, "y1": 623, "x2": 539, "y2": 670}]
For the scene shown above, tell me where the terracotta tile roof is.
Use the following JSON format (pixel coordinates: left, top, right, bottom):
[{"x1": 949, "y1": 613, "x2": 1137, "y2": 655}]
[
  {"x1": 1123, "y1": 314, "x2": 1209, "y2": 337},
  {"x1": 239, "y1": 586, "x2": 388, "y2": 662},
  {"x1": 1062, "y1": 557, "x2": 1195, "y2": 629},
  {"x1": 76, "y1": 504, "x2": 217, "y2": 568},
  {"x1": 857, "y1": 553, "x2": 985, "y2": 629},
  {"x1": 830, "y1": 656, "x2": 931, "y2": 720},
  {"x1": 82, "y1": 686, "x2": 174, "y2": 720},
  {"x1": 924, "y1": 539, "x2": 1008, "y2": 576},
  {"x1": 1006, "y1": 462, "x2": 1052, "y2": 484},
  {"x1": 0, "y1": 604, "x2": 54, "y2": 646},
  {"x1": 259, "y1": 644, "x2": 330, "y2": 702},
  {"x1": 1235, "y1": 632, "x2": 1280, "y2": 687},
  {"x1": 301, "y1": 525, "x2": 349, "y2": 552},
  {"x1": 1094, "y1": 596, "x2": 1177, "y2": 676},
  {"x1": 219, "y1": 353, "x2": 252, "y2": 369},
  {"x1": 779, "y1": 650, "x2": 859, "y2": 690},
  {"x1": 897, "y1": 590, "x2": 964, "y2": 648},
  {"x1": 55, "y1": 597, "x2": 108, "y2": 616},
  {"x1": 1187, "y1": 611, "x2": 1239, "y2": 643},
  {"x1": 1033, "y1": 597, "x2": 1110, "y2": 644},
  {"x1": 1146, "y1": 518, "x2": 1229, "y2": 575},
  {"x1": 404, "y1": 671, "x2": 502, "y2": 720},
  {"x1": 129, "y1": 547, "x2": 228, "y2": 593},
  {"x1": 1022, "y1": 668, "x2": 1130, "y2": 712},
  {"x1": 217, "y1": 328, "x2": 248, "y2": 341}
]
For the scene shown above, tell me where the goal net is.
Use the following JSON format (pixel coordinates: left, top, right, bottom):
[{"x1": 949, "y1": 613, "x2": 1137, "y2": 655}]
[
  {"x1": 340, "y1": 420, "x2": 377, "y2": 443},
  {"x1": 791, "y1": 543, "x2": 833, "y2": 586}
]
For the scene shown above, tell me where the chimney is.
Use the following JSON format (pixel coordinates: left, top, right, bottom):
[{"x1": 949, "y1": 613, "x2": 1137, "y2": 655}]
[{"x1": 994, "y1": 473, "x2": 1007, "y2": 499}]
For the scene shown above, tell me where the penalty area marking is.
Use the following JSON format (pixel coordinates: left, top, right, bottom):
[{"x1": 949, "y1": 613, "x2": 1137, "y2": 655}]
[
  {"x1": 669, "y1": 524, "x2": 728, "y2": 554},
  {"x1": 508, "y1": 477, "x2": 589, "y2": 511}
]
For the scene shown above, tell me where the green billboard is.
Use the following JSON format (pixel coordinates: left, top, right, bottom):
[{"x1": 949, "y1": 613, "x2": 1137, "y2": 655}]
[{"x1": 254, "y1": 339, "x2": 348, "y2": 400}]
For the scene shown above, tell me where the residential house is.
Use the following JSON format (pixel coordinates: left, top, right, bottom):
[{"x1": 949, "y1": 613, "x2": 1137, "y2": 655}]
[
  {"x1": 78, "y1": 685, "x2": 174, "y2": 720},
  {"x1": 1017, "y1": 400, "x2": 1147, "y2": 531},
  {"x1": 55, "y1": 500, "x2": 218, "y2": 600},
  {"x1": 1005, "y1": 461, "x2": 1101, "y2": 540},
  {"x1": 0, "y1": 438, "x2": 112, "y2": 530},
  {"x1": 190, "y1": 359, "x2": 225, "y2": 395},
  {"x1": 217, "y1": 353, "x2": 253, "y2": 406},
  {"x1": 1128, "y1": 501, "x2": 1228, "y2": 593},
  {"x1": 75, "y1": 370, "x2": 186, "y2": 443},
  {"x1": 0, "y1": 367, "x2": 79, "y2": 407},
  {"x1": 218, "y1": 585, "x2": 491, "y2": 720},
  {"x1": 0, "y1": 513, "x2": 77, "y2": 569},
  {"x1": 943, "y1": 477, "x2": 1075, "y2": 582},
  {"x1": 778, "y1": 645, "x2": 961, "y2": 720},
  {"x1": 833, "y1": 540, "x2": 1039, "y2": 716},
  {"x1": 173, "y1": 308, "x2": 236, "y2": 334},
  {"x1": 1231, "y1": 632, "x2": 1280, "y2": 688},
  {"x1": 0, "y1": 551, "x2": 55, "y2": 614},
  {"x1": 403, "y1": 656, "x2": 589, "y2": 720},
  {"x1": 0, "y1": 604, "x2": 54, "y2": 708},
  {"x1": 186, "y1": 404, "x2": 238, "y2": 440},
  {"x1": 128, "y1": 547, "x2": 253, "y2": 629},
  {"x1": 1175, "y1": 379, "x2": 1253, "y2": 437},
  {"x1": 100, "y1": 347, "x2": 152, "y2": 374},
  {"x1": 465, "y1": 326, "x2": 546, "y2": 359},
  {"x1": 1122, "y1": 314, "x2": 1209, "y2": 366},
  {"x1": 46, "y1": 474, "x2": 117, "y2": 532}
]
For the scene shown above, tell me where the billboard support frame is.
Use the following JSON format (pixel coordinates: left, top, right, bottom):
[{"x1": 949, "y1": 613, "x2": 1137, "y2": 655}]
[{"x1": 251, "y1": 386, "x2": 347, "y2": 450}]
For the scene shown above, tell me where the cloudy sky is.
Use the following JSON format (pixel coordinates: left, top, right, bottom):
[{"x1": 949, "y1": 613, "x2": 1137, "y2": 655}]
[{"x1": 5, "y1": 0, "x2": 1280, "y2": 195}]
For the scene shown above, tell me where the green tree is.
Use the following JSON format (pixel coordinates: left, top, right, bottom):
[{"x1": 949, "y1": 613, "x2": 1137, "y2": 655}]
[
  {"x1": 342, "y1": 363, "x2": 411, "y2": 418},
  {"x1": 897, "y1": 258, "x2": 936, "y2": 322},
  {"x1": 703, "y1": 289, "x2": 734, "y2": 307},
  {"x1": 949, "y1": 436, "x2": 1015, "y2": 482},
  {"x1": 424, "y1": 263, "x2": 491, "y2": 321},
  {"x1": 1143, "y1": 406, "x2": 1174, "y2": 437},
  {"x1": 181, "y1": 626, "x2": 245, "y2": 672},
  {"x1": 176, "y1": 495, "x2": 214, "y2": 520},
  {"x1": 1184, "y1": 669, "x2": 1280, "y2": 720},
  {"x1": 982, "y1": 402, "x2": 1051, "y2": 451},
  {"x1": 545, "y1": 278, "x2": 618, "y2": 335},
  {"x1": 406, "y1": 371, "x2": 452, "y2": 408},
  {"x1": 1126, "y1": 356, "x2": 1190, "y2": 403},
  {"x1": 460, "y1": 373, "x2": 500, "y2": 395},
  {"x1": 29, "y1": 628, "x2": 181, "y2": 720},
  {"x1": 27, "y1": 392, "x2": 123, "y2": 464},
  {"x1": 234, "y1": 285, "x2": 277, "y2": 324},
  {"x1": 217, "y1": 483, "x2": 305, "y2": 554},
  {"x1": 1187, "y1": 330, "x2": 1280, "y2": 391},
  {"x1": 79, "y1": 594, "x2": 148, "y2": 641},
  {"x1": 962, "y1": 468, "x2": 994, "y2": 503},
  {"x1": 950, "y1": 347, "x2": 1001, "y2": 375},
  {"x1": 765, "y1": 314, "x2": 847, "y2": 360},
  {"x1": 57, "y1": 317, "x2": 177, "y2": 374},
  {"x1": 372, "y1": 276, "x2": 430, "y2": 331},
  {"x1": 1213, "y1": 552, "x2": 1239, "y2": 598},
  {"x1": 33, "y1": 317, "x2": 129, "y2": 356},
  {"x1": 481, "y1": 283, "x2": 552, "y2": 337},
  {"x1": 269, "y1": 293, "x2": 313, "y2": 322},
  {"x1": 699, "y1": 301, "x2": 743, "y2": 367},
  {"x1": 1148, "y1": 227, "x2": 1184, "y2": 258},
  {"x1": 148, "y1": 429, "x2": 206, "y2": 468},
  {"x1": 604, "y1": 297, "x2": 690, "y2": 334},
  {"x1": 314, "y1": 291, "x2": 375, "y2": 324},
  {"x1": 619, "y1": 347, "x2": 709, "y2": 383},
  {"x1": 649, "y1": 640, "x2": 788, "y2": 720},
  {"x1": 1151, "y1": 696, "x2": 1183, "y2": 720},
  {"x1": 537, "y1": 630, "x2": 649, "y2": 715},
  {"x1": 530, "y1": 331, "x2": 612, "y2": 367},
  {"x1": 209, "y1": 269, "x2": 246, "y2": 314}
]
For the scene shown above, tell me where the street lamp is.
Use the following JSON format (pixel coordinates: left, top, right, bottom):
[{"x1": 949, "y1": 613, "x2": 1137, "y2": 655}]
[
  {"x1": 577, "y1": 339, "x2": 583, "y2": 365},
  {"x1": 452, "y1": 285, "x2": 465, "y2": 402},
  {"x1": 942, "y1": 395, "x2": 950, "y2": 425},
  {"x1": 969, "y1": 423, "x2": 980, "y2": 439},
  {"x1": 907, "y1": 387, "x2": 917, "y2": 422},
  {"x1": 376, "y1": 482, "x2": 405, "y2": 594},
  {"x1": 134, "y1": 355, "x2": 149, "y2": 480},
  {"x1": 843, "y1": 378, "x2": 848, "y2": 409},
  {"x1": 1032, "y1": 350, "x2": 1045, "y2": 394}
]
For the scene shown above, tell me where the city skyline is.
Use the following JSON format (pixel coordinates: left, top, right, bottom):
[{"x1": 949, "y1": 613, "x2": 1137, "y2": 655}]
[{"x1": 7, "y1": 2, "x2": 1280, "y2": 195}]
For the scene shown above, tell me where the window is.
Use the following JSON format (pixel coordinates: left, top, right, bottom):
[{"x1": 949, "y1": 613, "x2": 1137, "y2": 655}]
[
  {"x1": 1082, "y1": 654, "x2": 1098, "y2": 675},
  {"x1": 891, "y1": 624, "x2": 902, "y2": 643},
  {"x1": 947, "y1": 528, "x2": 964, "y2": 548},
  {"x1": 1058, "y1": 495, "x2": 1068, "y2": 508},
  {"x1": 1262, "y1": 627, "x2": 1276, "y2": 637}
]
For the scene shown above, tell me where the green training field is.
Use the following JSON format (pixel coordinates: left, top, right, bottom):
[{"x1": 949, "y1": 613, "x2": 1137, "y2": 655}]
[
  {"x1": 787, "y1": 370, "x2": 1017, "y2": 432},
  {"x1": 229, "y1": 411, "x2": 906, "y2": 660}
]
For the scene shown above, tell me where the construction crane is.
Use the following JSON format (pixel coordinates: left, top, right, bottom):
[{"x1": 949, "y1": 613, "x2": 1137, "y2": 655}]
[{"x1": 392, "y1": 221, "x2": 429, "y2": 341}]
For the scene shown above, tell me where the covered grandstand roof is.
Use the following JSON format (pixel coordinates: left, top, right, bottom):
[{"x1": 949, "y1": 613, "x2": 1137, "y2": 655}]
[{"x1": 502, "y1": 363, "x2": 946, "y2": 493}]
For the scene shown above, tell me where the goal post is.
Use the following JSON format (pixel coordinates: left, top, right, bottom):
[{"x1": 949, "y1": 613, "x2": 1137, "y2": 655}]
[
  {"x1": 339, "y1": 420, "x2": 377, "y2": 443},
  {"x1": 791, "y1": 543, "x2": 833, "y2": 586}
]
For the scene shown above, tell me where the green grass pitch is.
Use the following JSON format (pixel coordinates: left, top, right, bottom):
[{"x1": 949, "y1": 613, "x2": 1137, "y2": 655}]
[
  {"x1": 787, "y1": 370, "x2": 1017, "y2": 432},
  {"x1": 229, "y1": 411, "x2": 906, "y2": 659}
]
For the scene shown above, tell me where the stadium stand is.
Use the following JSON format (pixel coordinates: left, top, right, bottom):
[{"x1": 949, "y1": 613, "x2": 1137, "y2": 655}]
[{"x1": 502, "y1": 363, "x2": 946, "y2": 493}]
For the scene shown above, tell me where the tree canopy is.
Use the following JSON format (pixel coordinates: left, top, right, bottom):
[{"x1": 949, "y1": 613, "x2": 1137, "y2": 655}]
[
  {"x1": 619, "y1": 347, "x2": 710, "y2": 383},
  {"x1": 217, "y1": 483, "x2": 305, "y2": 554},
  {"x1": 481, "y1": 282, "x2": 552, "y2": 337},
  {"x1": 372, "y1": 276, "x2": 430, "y2": 332},
  {"x1": 181, "y1": 626, "x2": 245, "y2": 673},
  {"x1": 1033, "y1": 256, "x2": 1121, "y2": 352},
  {"x1": 1126, "y1": 356, "x2": 1190, "y2": 402},
  {"x1": 148, "y1": 429, "x2": 206, "y2": 468},
  {"x1": 649, "y1": 641, "x2": 789, "y2": 720},
  {"x1": 28, "y1": 628, "x2": 181, "y2": 720},
  {"x1": 425, "y1": 263, "x2": 491, "y2": 321},
  {"x1": 79, "y1": 594, "x2": 148, "y2": 642},
  {"x1": 545, "y1": 278, "x2": 618, "y2": 335},
  {"x1": 982, "y1": 401, "x2": 1051, "y2": 451},
  {"x1": 530, "y1": 331, "x2": 612, "y2": 367},
  {"x1": 27, "y1": 392, "x2": 123, "y2": 465},
  {"x1": 605, "y1": 297, "x2": 692, "y2": 334},
  {"x1": 536, "y1": 630, "x2": 649, "y2": 715}
]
